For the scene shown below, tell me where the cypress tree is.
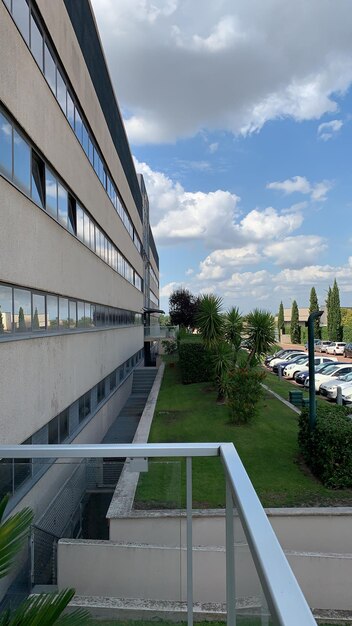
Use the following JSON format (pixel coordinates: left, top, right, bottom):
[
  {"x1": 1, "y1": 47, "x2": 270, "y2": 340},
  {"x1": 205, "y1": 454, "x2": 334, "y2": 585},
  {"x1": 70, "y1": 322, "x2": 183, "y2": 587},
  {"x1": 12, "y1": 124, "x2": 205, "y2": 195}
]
[
  {"x1": 326, "y1": 286, "x2": 332, "y2": 339},
  {"x1": 33, "y1": 307, "x2": 40, "y2": 330},
  {"x1": 330, "y1": 279, "x2": 342, "y2": 341},
  {"x1": 277, "y1": 301, "x2": 284, "y2": 337},
  {"x1": 309, "y1": 287, "x2": 320, "y2": 338},
  {"x1": 0, "y1": 307, "x2": 4, "y2": 333},
  {"x1": 290, "y1": 300, "x2": 301, "y2": 344},
  {"x1": 18, "y1": 306, "x2": 26, "y2": 332}
]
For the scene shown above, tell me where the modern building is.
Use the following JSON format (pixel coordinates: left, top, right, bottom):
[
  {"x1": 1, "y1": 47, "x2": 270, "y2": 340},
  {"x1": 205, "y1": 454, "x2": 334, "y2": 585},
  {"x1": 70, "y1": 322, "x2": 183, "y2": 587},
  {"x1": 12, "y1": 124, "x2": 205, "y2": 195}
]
[{"x1": 0, "y1": 0, "x2": 159, "y2": 510}]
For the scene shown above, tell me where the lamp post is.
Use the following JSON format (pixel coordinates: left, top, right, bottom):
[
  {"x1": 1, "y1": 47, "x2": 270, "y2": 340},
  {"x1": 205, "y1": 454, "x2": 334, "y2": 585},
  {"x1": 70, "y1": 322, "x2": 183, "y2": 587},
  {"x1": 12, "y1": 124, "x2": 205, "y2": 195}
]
[{"x1": 307, "y1": 310, "x2": 323, "y2": 430}]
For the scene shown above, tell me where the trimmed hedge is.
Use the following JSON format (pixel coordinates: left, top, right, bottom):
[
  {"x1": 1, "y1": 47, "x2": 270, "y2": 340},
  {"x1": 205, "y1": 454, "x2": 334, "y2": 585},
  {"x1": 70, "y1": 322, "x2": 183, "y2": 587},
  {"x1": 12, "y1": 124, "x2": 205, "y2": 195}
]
[
  {"x1": 298, "y1": 405, "x2": 352, "y2": 488},
  {"x1": 179, "y1": 340, "x2": 212, "y2": 384}
]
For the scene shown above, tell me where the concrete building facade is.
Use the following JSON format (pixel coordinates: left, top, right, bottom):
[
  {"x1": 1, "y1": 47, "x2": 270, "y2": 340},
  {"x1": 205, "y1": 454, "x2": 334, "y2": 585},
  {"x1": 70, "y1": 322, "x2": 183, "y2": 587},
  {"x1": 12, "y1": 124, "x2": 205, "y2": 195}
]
[{"x1": 0, "y1": 0, "x2": 159, "y2": 510}]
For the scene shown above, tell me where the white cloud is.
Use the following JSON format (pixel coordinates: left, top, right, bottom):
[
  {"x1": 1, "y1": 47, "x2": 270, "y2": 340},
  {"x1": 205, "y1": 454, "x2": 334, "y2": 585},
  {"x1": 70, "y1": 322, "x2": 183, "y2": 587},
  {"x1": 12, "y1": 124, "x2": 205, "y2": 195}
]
[
  {"x1": 185, "y1": 268, "x2": 194, "y2": 276},
  {"x1": 208, "y1": 142, "x2": 219, "y2": 154},
  {"x1": 92, "y1": 0, "x2": 352, "y2": 143},
  {"x1": 234, "y1": 207, "x2": 303, "y2": 241},
  {"x1": 197, "y1": 245, "x2": 261, "y2": 280},
  {"x1": 267, "y1": 176, "x2": 333, "y2": 201},
  {"x1": 317, "y1": 119, "x2": 343, "y2": 141},
  {"x1": 263, "y1": 235, "x2": 327, "y2": 267}
]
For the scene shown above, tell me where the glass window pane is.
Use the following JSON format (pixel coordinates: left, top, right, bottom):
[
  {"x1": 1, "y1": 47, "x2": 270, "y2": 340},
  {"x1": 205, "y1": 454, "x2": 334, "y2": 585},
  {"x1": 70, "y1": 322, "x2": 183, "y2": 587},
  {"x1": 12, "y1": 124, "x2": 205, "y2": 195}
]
[
  {"x1": 30, "y1": 13, "x2": 43, "y2": 70},
  {"x1": 13, "y1": 0, "x2": 29, "y2": 44},
  {"x1": 84, "y1": 302, "x2": 91, "y2": 326},
  {"x1": 83, "y1": 211, "x2": 90, "y2": 246},
  {"x1": 74, "y1": 108, "x2": 83, "y2": 144},
  {"x1": 109, "y1": 371, "x2": 116, "y2": 392},
  {"x1": 59, "y1": 297, "x2": 69, "y2": 328},
  {"x1": 48, "y1": 417, "x2": 58, "y2": 444},
  {"x1": 44, "y1": 44, "x2": 56, "y2": 94},
  {"x1": 0, "y1": 284, "x2": 13, "y2": 334},
  {"x1": 89, "y1": 221, "x2": 95, "y2": 251},
  {"x1": 76, "y1": 205, "x2": 84, "y2": 241},
  {"x1": 45, "y1": 167, "x2": 57, "y2": 218},
  {"x1": 0, "y1": 112, "x2": 13, "y2": 179},
  {"x1": 77, "y1": 301, "x2": 85, "y2": 327},
  {"x1": 69, "y1": 300, "x2": 76, "y2": 328},
  {"x1": 59, "y1": 409, "x2": 69, "y2": 442},
  {"x1": 32, "y1": 293, "x2": 45, "y2": 331},
  {"x1": 90, "y1": 304, "x2": 96, "y2": 327},
  {"x1": 14, "y1": 288, "x2": 31, "y2": 332},
  {"x1": 67, "y1": 91, "x2": 74, "y2": 129},
  {"x1": 47, "y1": 295, "x2": 58, "y2": 330},
  {"x1": 82, "y1": 123, "x2": 88, "y2": 156},
  {"x1": 93, "y1": 147, "x2": 99, "y2": 175},
  {"x1": 31, "y1": 152, "x2": 45, "y2": 208},
  {"x1": 88, "y1": 137, "x2": 94, "y2": 165},
  {"x1": 58, "y1": 183, "x2": 68, "y2": 227},
  {"x1": 68, "y1": 195, "x2": 75, "y2": 234},
  {"x1": 4, "y1": 0, "x2": 12, "y2": 10},
  {"x1": 79, "y1": 392, "x2": 90, "y2": 422},
  {"x1": 14, "y1": 459, "x2": 31, "y2": 491},
  {"x1": 13, "y1": 130, "x2": 30, "y2": 193},
  {"x1": 56, "y1": 70, "x2": 67, "y2": 114}
]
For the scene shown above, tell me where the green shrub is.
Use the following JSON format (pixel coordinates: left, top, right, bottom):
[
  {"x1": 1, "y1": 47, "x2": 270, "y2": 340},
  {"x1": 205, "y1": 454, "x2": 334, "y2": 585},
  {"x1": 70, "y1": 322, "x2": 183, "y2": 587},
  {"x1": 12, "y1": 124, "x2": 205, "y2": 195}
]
[
  {"x1": 225, "y1": 367, "x2": 266, "y2": 425},
  {"x1": 179, "y1": 340, "x2": 212, "y2": 384},
  {"x1": 161, "y1": 339, "x2": 177, "y2": 354},
  {"x1": 320, "y1": 326, "x2": 329, "y2": 340},
  {"x1": 298, "y1": 405, "x2": 352, "y2": 488}
]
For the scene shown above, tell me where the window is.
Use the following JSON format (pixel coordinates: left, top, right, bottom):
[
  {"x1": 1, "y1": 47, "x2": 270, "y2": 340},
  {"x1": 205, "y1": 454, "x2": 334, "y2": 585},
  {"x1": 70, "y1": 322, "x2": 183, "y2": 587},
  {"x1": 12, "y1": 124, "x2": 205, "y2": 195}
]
[
  {"x1": 59, "y1": 409, "x2": 69, "y2": 442},
  {"x1": 67, "y1": 91, "x2": 74, "y2": 129},
  {"x1": 76, "y1": 204, "x2": 84, "y2": 241},
  {"x1": 83, "y1": 211, "x2": 90, "y2": 246},
  {"x1": 44, "y1": 43, "x2": 56, "y2": 94},
  {"x1": 68, "y1": 300, "x2": 77, "y2": 328},
  {"x1": 0, "y1": 284, "x2": 13, "y2": 333},
  {"x1": 0, "y1": 112, "x2": 12, "y2": 178},
  {"x1": 74, "y1": 108, "x2": 83, "y2": 144},
  {"x1": 89, "y1": 220, "x2": 95, "y2": 251},
  {"x1": 59, "y1": 297, "x2": 69, "y2": 328},
  {"x1": 84, "y1": 302, "x2": 91, "y2": 326},
  {"x1": 47, "y1": 295, "x2": 58, "y2": 330},
  {"x1": 109, "y1": 371, "x2": 116, "y2": 392},
  {"x1": 97, "y1": 380, "x2": 105, "y2": 404},
  {"x1": 13, "y1": 130, "x2": 30, "y2": 194},
  {"x1": 77, "y1": 301, "x2": 85, "y2": 327},
  {"x1": 45, "y1": 167, "x2": 58, "y2": 218},
  {"x1": 48, "y1": 416, "x2": 58, "y2": 444},
  {"x1": 79, "y1": 392, "x2": 90, "y2": 422},
  {"x1": 31, "y1": 151, "x2": 45, "y2": 208},
  {"x1": 13, "y1": 0, "x2": 29, "y2": 44},
  {"x1": 14, "y1": 288, "x2": 31, "y2": 332},
  {"x1": 82, "y1": 123, "x2": 89, "y2": 156},
  {"x1": 58, "y1": 183, "x2": 68, "y2": 227},
  {"x1": 56, "y1": 70, "x2": 67, "y2": 114},
  {"x1": 68, "y1": 195, "x2": 75, "y2": 234},
  {"x1": 88, "y1": 137, "x2": 93, "y2": 165},
  {"x1": 14, "y1": 458, "x2": 31, "y2": 490},
  {"x1": 32, "y1": 293, "x2": 45, "y2": 331},
  {"x1": 30, "y1": 13, "x2": 43, "y2": 70}
]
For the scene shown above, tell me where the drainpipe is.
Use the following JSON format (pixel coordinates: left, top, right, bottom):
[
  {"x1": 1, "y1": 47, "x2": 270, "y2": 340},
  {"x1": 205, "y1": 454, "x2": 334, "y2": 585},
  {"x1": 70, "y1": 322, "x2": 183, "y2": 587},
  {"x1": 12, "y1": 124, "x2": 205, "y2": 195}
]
[{"x1": 307, "y1": 310, "x2": 323, "y2": 430}]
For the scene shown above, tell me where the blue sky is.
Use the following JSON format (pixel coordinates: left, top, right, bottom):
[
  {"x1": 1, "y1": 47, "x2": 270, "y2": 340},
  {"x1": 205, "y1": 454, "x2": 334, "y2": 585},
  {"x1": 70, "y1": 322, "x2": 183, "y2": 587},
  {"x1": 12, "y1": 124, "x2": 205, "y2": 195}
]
[{"x1": 92, "y1": 0, "x2": 352, "y2": 314}]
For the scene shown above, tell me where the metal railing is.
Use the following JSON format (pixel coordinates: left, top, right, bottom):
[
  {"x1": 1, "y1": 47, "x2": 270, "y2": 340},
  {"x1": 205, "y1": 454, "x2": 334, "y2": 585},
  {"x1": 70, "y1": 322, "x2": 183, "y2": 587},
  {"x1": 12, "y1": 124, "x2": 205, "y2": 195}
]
[
  {"x1": 144, "y1": 325, "x2": 178, "y2": 339},
  {"x1": 0, "y1": 443, "x2": 317, "y2": 626}
]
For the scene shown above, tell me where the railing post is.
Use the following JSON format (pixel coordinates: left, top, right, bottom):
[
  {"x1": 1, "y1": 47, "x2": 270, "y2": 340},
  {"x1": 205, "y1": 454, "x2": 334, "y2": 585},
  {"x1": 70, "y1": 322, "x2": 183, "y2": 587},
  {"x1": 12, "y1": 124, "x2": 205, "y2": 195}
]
[
  {"x1": 186, "y1": 457, "x2": 193, "y2": 626},
  {"x1": 226, "y1": 478, "x2": 236, "y2": 626}
]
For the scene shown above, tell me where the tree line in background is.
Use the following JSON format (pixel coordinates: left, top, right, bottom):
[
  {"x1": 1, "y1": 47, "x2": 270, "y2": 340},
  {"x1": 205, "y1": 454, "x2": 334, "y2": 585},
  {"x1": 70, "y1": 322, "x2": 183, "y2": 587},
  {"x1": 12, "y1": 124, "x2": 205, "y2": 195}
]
[{"x1": 277, "y1": 279, "x2": 349, "y2": 344}]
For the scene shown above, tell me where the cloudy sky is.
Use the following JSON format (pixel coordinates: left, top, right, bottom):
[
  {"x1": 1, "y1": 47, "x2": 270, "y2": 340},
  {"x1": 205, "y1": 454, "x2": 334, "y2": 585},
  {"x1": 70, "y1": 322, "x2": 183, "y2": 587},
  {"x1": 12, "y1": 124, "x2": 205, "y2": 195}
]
[{"x1": 91, "y1": 0, "x2": 352, "y2": 314}]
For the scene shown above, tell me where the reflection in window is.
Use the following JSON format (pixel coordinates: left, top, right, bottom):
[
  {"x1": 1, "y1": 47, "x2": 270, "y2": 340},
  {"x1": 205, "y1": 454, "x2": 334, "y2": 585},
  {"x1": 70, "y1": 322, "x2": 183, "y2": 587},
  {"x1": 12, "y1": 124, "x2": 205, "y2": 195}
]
[
  {"x1": 76, "y1": 205, "x2": 84, "y2": 241},
  {"x1": 14, "y1": 288, "x2": 31, "y2": 332},
  {"x1": 74, "y1": 108, "x2": 83, "y2": 144},
  {"x1": 45, "y1": 167, "x2": 57, "y2": 218},
  {"x1": 82, "y1": 123, "x2": 89, "y2": 155},
  {"x1": 56, "y1": 70, "x2": 67, "y2": 114},
  {"x1": 0, "y1": 112, "x2": 13, "y2": 179},
  {"x1": 68, "y1": 300, "x2": 77, "y2": 328},
  {"x1": 84, "y1": 303, "x2": 91, "y2": 326},
  {"x1": 88, "y1": 137, "x2": 93, "y2": 165},
  {"x1": 79, "y1": 392, "x2": 90, "y2": 422},
  {"x1": 89, "y1": 221, "x2": 95, "y2": 251},
  {"x1": 44, "y1": 43, "x2": 56, "y2": 94},
  {"x1": 47, "y1": 295, "x2": 58, "y2": 330},
  {"x1": 13, "y1": 130, "x2": 30, "y2": 194},
  {"x1": 32, "y1": 293, "x2": 45, "y2": 331},
  {"x1": 83, "y1": 211, "x2": 90, "y2": 246},
  {"x1": 30, "y1": 13, "x2": 43, "y2": 70},
  {"x1": 13, "y1": 0, "x2": 29, "y2": 44},
  {"x1": 0, "y1": 284, "x2": 13, "y2": 333},
  {"x1": 77, "y1": 301, "x2": 85, "y2": 327},
  {"x1": 58, "y1": 183, "x2": 68, "y2": 228},
  {"x1": 59, "y1": 297, "x2": 69, "y2": 328},
  {"x1": 68, "y1": 195, "x2": 76, "y2": 234},
  {"x1": 67, "y1": 91, "x2": 74, "y2": 129},
  {"x1": 31, "y1": 151, "x2": 45, "y2": 208}
]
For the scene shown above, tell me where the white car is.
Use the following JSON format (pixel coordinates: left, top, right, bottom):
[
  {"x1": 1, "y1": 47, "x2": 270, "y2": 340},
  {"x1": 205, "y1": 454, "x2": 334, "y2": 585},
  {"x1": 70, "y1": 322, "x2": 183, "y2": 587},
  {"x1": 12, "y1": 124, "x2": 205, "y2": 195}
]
[
  {"x1": 342, "y1": 386, "x2": 352, "y2": 404},
  {"x1": 316, "y1": 341, "x2": 332, "y2": 353},
  {"x1": 283, "y1": 356, "x2": 336, "y2": 380},
  {"x1": 268, "y1": 351, "x2": 306, "y2": 368},
  {"x1": 326, "y1": 342, "x2": 346, "y2": 355},
  {"x1": 320, "y1": 372, "x2": 352, "y2": 400},
  {"x1": 305, "y1": 363, "x2": 352, "y2": 392}
]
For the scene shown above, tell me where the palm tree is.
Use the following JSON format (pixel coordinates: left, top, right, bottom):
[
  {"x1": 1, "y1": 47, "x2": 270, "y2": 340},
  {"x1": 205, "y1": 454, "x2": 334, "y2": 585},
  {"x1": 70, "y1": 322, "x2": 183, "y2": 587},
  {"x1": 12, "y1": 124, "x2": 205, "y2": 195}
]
[
  {"x1": 0, "y1": 495, "x2": 90, "y2": 625},
  {"x1": 245, "y1": 309, "x2": 276, "y2": 365},
  {"x1": 210, "y1": 340, "x2": 233, "y2": 403},
  {"x1": 196, "y1": 294, "x2": 224, "y2": 349},
  {"x1": 224, "y1": 307, "x2": 243, "y2": 355}
]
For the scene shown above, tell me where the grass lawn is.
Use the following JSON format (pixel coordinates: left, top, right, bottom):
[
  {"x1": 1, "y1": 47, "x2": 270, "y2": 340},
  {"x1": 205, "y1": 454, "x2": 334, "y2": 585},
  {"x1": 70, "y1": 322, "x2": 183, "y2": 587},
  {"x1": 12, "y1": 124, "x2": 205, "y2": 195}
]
[
  {"x1": 135, "y1": 358, "x2": 352, "y2": 508},
  {"x1": 263, "y1": 369, "x2": 325, "y2": 405},
  {"x1": 90, "y1": 620, "x2": 342, "y2": 626}
]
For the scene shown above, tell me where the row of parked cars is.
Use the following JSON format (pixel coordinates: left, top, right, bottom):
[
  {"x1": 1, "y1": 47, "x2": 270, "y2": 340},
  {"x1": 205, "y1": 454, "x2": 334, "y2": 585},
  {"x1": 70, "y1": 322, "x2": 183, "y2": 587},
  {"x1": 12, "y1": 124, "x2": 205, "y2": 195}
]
[
  {"x1": 265, "y1": 348, "x2": 352, "y2": 404},
  {"x1": 304, "y1": 340, "x2": 352, "y2": 356}
]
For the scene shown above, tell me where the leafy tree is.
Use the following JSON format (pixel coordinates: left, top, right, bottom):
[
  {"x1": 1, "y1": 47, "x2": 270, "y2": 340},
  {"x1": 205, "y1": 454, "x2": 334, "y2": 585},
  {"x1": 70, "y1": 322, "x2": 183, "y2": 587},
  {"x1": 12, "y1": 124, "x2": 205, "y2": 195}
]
[
  {"x1": 309, "y1": 287, "x2": 320, "y2": 339},
  {"x1": 196, "y1": 294, "x2": 224, "y2": 349},
  {"x1": 0, "y1": 495, "x2": 90, "y2": 624},
  {"x1": 341, "y1": 308, "x2": 352, "y2": 342},
  {"x1": 0, "y1": 307, "x2": 4, "y2": 334},
  {"x1": 169, "y1": 288, "x2": 199, "y2": 329},
  {"x1": 329, "y1": 279, "x2": 342, "y2": 341},
  {"x1": 290, "y1": 300, "x2": 301, "y2": 344},
  {"x1": 245, "y1": 309, "x2": 276, "y2": 365},
  {"x1": 277, "y1": 301, "x2": 284, "y2": 337},
  {"x1": 18, "y1": 306, "x2": 26, "y2": 332},
  {"x1": 32, "y1": 307, "x2": 40, "y2": 331}
]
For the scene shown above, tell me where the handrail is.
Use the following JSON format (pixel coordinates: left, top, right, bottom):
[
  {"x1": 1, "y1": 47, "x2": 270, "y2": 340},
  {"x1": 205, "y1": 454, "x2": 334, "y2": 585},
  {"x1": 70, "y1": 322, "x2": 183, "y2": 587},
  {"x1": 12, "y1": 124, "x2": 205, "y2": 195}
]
[{"x1": 0, "y1": 443, "x2": 220, "y2": 458}]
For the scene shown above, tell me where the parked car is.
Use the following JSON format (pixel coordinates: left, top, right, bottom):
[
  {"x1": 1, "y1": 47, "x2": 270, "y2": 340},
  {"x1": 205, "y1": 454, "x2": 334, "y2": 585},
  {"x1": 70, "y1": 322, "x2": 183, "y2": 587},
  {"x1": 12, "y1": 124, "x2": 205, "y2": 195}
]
[
  {"x1": 268, "y1": 351, "x2": 306, "y2": 368},
  {"x1": 342, "y1": 386, "x2": 352, "y2": 404},
  {"x1": 344, "y1": 343, "x2": 352, "y2": 358},
  {"x1": 320, "y1": 371, "x2": 352, "y2": 400},
  {"x1": 264, "y1": 349, "x2": 304, "y2": 366},
  {"x1": 326, "y1": 342, "x2": 346, "y2": 355},
  {"x1": 304, "y1": 339, "x2": 322, "y2": 350},
  {"x1": 295, "y1": 361, "x2": 337, "y2": 385},
  {"x1": 273, "y1": 353, "x2": 312, "y2": 375},
  {"x1": 305, "y1": 363, "x2": 352, "y2": 392},
  {"x1": 283, "y1": 356, "x2": 336, "y2": 380},
  {"x1": 316, "y1": 341, "x2": 332, "y2": 353}
]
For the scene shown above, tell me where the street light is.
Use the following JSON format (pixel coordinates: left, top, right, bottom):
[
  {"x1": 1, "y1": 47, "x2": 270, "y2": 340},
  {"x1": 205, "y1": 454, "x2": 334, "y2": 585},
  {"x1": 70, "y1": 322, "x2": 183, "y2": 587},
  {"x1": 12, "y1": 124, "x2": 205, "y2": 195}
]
[{"x1": 307, "y1": 310, "x2": 324, "y2": 430}]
